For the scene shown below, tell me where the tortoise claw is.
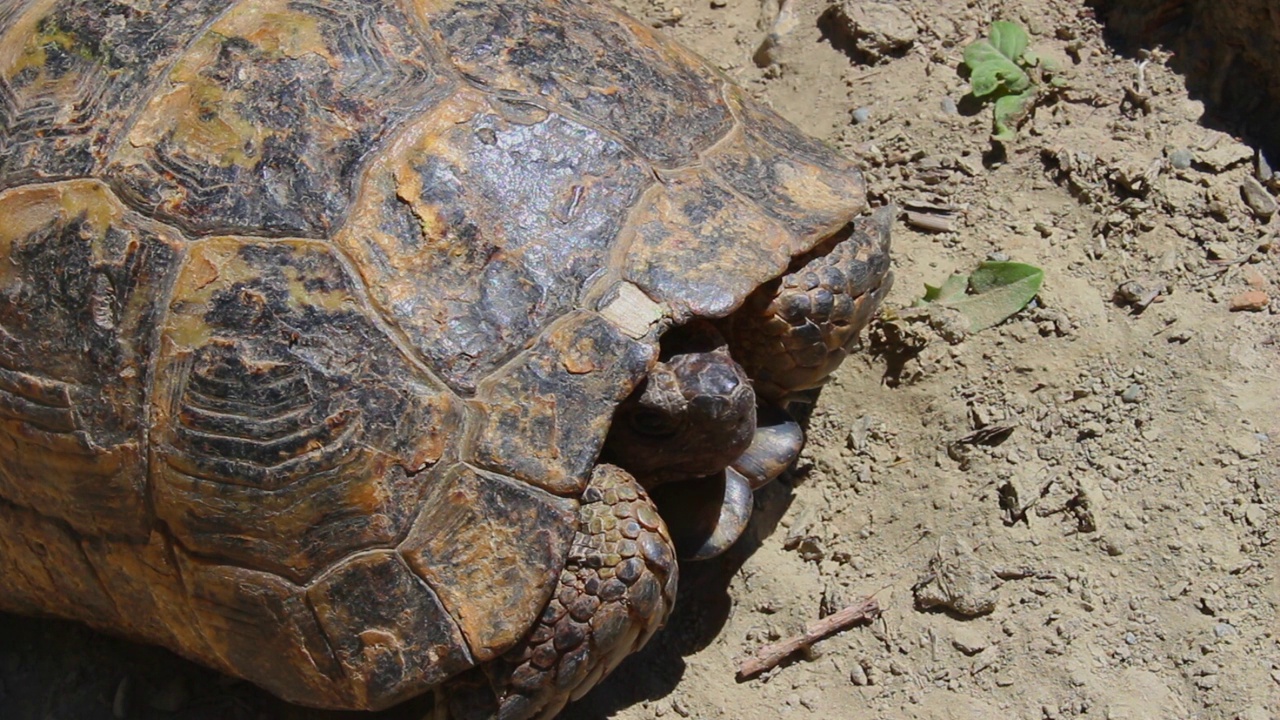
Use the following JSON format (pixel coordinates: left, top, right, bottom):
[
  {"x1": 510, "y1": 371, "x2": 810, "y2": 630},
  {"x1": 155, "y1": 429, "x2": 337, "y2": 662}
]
[
  {"x1": 730, "y1": 403, "x2": 803, "y2": 489},
  {"x1": 652, "y1": 466, "x2": 753, "y2": 561}
]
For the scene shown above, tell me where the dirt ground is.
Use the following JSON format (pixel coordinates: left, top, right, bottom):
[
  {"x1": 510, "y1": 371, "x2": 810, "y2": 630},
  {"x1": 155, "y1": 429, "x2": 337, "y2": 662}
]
[{"x1": 1, "y1": 1, "x2": 1276, "y2": 719}]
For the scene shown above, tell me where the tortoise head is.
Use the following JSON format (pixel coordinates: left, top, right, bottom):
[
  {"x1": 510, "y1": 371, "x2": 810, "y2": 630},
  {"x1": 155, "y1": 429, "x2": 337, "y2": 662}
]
[
  {"x1": 601, "y1": 324, "x2": 766, "y2": 561},
  {"x1": 602, "y1": 208, "x2": 894, "y2": 560},
  {"x1": 603, "y1": 322, "x2": 757, "y2": 488}
]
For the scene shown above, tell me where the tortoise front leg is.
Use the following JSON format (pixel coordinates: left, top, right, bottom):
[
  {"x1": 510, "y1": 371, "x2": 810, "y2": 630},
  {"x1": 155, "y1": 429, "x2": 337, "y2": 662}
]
[
  {"x1": 437, "y1": 464, "x2": 678, "y2": 720},
  {"x1": 720, "y1": 206, "x2": 894, "y2": 404}
]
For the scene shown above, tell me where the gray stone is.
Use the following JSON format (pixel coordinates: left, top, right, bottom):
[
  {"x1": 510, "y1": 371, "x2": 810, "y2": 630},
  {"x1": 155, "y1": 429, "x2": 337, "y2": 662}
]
[{"x1": 1240, "y1": 175, "x2": 1277, "y2": 218}]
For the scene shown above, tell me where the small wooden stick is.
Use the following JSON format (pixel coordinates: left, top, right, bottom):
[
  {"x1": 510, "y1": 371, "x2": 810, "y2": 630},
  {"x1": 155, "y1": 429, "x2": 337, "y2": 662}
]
[{"x1": 736, "y1": 596, "x2": 881, "y2": 680}]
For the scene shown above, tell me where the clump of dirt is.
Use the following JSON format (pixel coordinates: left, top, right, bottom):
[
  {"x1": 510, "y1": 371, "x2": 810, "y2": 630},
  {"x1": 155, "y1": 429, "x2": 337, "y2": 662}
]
[{"x1": 2, "y1": 2, "x2": 1276, "y2": 719}]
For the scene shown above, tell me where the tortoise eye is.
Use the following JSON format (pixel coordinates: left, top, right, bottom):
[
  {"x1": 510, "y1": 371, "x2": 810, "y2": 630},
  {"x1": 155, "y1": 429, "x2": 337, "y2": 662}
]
[{"x1": 629, "y1": 409, "x2": 678, "y2": 437}]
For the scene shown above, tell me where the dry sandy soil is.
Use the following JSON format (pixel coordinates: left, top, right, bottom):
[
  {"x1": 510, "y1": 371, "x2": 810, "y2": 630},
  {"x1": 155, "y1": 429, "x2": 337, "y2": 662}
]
[{"x1": 2, "y1": 1, "x2": 1277, "y2": 719}]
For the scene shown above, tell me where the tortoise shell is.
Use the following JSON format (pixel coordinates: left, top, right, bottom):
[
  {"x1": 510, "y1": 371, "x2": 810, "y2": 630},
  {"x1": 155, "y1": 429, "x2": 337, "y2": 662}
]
[{"x1": 0, "y1": 0, "x2": 881, "y2": 715}]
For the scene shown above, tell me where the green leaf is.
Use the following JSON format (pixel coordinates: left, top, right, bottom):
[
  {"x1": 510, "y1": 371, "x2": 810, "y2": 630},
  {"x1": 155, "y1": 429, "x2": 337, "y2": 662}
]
[
  {"x1": 962, "y1": 22, "x2": 1042, "y2": 141},
  {"x1": 918, "y1": 262, "x2": 1044, "y2": 333},
  {"x1": 959, "y1": 262, "x2": 1044, "y2": 331},
  {"x1": 969, "y1": 262, "x2": 1042, "y2": 293},
  {"x1": 1022, "y1": 50, "x2": 1058, "y2": 72},
  {"x1": 963, "y1": 40, "x2": 1030, "y2": 97},
  {"x1": 921, "y1": 274, "x2": 969, "y2": 304},
  {"x1": 988, "y1": 21, "x2": 1029, "y2": 62},
  {"x1": 991, "y1": 89, "x2": 1036, "y2": 140}
]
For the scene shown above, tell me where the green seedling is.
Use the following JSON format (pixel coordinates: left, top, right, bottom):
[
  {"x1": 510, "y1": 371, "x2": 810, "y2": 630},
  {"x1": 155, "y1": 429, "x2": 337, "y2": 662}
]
[
  {"x1": 962, "y1": 21, "x2": 1063, "y2": 141},
  {"x1": 917, "y1": 261, "x2": 1045, "y2": 334}
]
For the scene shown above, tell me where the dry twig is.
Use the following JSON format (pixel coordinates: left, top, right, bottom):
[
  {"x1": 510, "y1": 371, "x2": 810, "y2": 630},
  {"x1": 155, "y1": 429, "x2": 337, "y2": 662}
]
[{"x1": 736, "y1": 596, "x2": 881, "y2": 680}]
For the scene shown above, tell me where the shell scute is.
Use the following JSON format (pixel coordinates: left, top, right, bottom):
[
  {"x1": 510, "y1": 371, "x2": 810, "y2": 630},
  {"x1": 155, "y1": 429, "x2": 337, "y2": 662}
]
[
  {"x1": 307, "y1": 549, "x2": 473, "y2": 710},
  {"x1": 335, "y1": 90, "x2": 653, "y2": 393},
  {"x1": 421, "y1": 0, "x2": 732, "y2": 167},
  {"x1": 80, "y1": 529, "x2": 217, "y2": 660},
  {"x1": 0, "y1": 499, "x2": 119, "y2": 621},
  {"x1": 467, "y1": 310, "x2": 654, "y2": 495},
  {"x1": 0, "y1": 0, "x2": 236, "y2": 188},
  {"x1": 176, "y1": 550, "x2": 349, "y2": 705},
  {"x1": 622, "y1": 170, "x2": 796, "y2": 320},
  {"x1": 706, "y1": 90, "x2": 868, "y2": 241},
  {"x1": 153, "y1": 238, "x2": 460, "y2": 582},
  {"x1": 0, "y1": 180, "x2": 182, "y2": 540},
  {"x1": 398, "y1": 465, "x2": 576, "y2": 663},
  {"x1": 107, "y1": 0, "x2": 455, "y2": 237}
]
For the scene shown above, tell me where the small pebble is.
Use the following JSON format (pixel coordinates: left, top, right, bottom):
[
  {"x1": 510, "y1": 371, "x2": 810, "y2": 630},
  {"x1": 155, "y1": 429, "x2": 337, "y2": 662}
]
[
  {"x1": 1195, "y1": 675, "x2": 1219, "y2": 690},
  {"x1": 951, "y1": 627, "x2": 989, "y2": 655},
  {"x1": 1078, "y1": 421, "x2": 1105, "y2": 438},
  {"x1": 851, "y1": 106, "x2": 872, "y2": 124},
  {"x1": 1194, "y1": 662, "x2": 1220, "y2": 676},
  {"x1": 956, "y1": 154, "x2": 984, "y2": 176},
  {"x1": 1205, "y1": 242, "x2": 1236, "y2": 261},
  {"x1": 940, "y1": 96, "x2": 958, "y2": 115},
  {"x1": 1229, "y1": 290, "x2": 1270, "y2": 312},
  {"x1": 825, "y1": 1, "x2": 918, "y2": 60},
  {"x1": 1213, "y1": 622, "x2": 1236, "y2": 638},
  {"x1": 1230, "y1": 433, "x2": 1263, "y2": 458},
  {"x1": 1120, "y1": 384, "x2": 1144, "y2": 403},
  {"x1": 1168, "y1": 148, "x2": 1193, "y2": 170},
  {"x1": 1240, "y1": 175, "x2": 1277, "y2": 219},
  {"x1": 1244, "y1": 505, "x2": 1267, "y2": 527},
  {"x1": 987, "y1": 251, "x2": 1010, "y2": 262},
  {"x1": 1244, "y1": 267, "x2": 1270, "y2": 290},
  {"x1": 849, "y1": 662, "x2": 869, "y2": 686},
  {"x1": 710, "y1": 0, "x2": 726, "y2": 7},
  {"x1": 1124, "y1": 632, "x2": 1138, "y2": 645},
  {"x1": 1101, "y1": 535, "x2": 1127, "y2": 556},
  {"x1": 1241, "y1": 707, "x2": 1273, "y2": 720},
  {"x1": 1198, "y1": 141, "x2": 1253, "y2": 171}
]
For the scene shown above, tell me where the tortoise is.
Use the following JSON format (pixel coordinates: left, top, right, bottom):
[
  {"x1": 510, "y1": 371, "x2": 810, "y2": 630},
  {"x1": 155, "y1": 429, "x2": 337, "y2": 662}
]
[{"x1": 0, "y1": 0, "x2": 892, "y2": 717}]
